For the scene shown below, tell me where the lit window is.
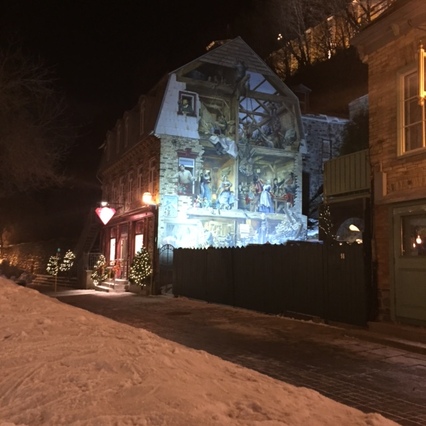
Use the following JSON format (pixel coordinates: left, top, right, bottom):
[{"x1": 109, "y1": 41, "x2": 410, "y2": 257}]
[{"x1": 398, "y1": 68, "x2": 425, "y2": 154}]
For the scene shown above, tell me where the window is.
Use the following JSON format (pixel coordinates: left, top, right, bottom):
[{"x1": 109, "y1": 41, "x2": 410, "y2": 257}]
[
  {"x1": 109, "y1": 238, "x2": 116, "y2": 262},
  {"x1": 398, "y1": 68, "x2": 425, "y2": 154},
  {"x1": 176, "y1": 157, "x2": 195, "y2": 195},
  {"x1": 127, "y1": 171, "x2": 134, "y2": 209},
  {"x1": 137, "y1": 166, "x2": 143, "y2": 201},
  {"x1": 118, "y1": 177, "x2": 124, "y2": 206},
  {"x1": 148, "y1": 158, "x2": 156, "y2": 194},
  {"x1": 401, "y1": 213, "x2": 426, "y2": 257}
]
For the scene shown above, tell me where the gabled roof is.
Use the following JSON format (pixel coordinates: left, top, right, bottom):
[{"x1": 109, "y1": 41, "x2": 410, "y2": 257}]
[{"x1": 171, "y1": 36, "x2": 299, "y2": 102}]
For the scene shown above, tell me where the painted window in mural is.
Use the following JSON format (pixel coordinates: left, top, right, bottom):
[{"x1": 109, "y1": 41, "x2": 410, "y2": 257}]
[
  {"x1": 178, "y1": 91, "x2": 196, "y2": 116},
  {"x1": 174, "y1": 157, "x2": 195, "y2": 195}
]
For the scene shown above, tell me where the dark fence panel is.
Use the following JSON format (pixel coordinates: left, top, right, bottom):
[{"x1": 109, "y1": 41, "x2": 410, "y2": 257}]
[
  {"x1": 233, "y1": 245, "x2": 267, "y2": 313},
  {"x1": 173, "y1": 242, "x2": 368, "y2": 327},
  {"x1": 206, "y1": 248, "x2": 234, "y2": 305},
  {"x1": 325, "y1": 244, "x2": 367, "y2": 325},
  {"x1": 284, "y1": 242, "x2": 325, "y2": 318}
]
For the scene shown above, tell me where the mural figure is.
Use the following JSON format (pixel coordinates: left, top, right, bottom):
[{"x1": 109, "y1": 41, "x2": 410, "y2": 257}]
[
  {"x1": 216, "y1": 175, "x2": 235, "y2": 210},
  {"x1": 283, "y1": 172, "x2": 296, "y2": 207},
  {"x1": 174, "y1": 164, "x2": 195, "y2": 195},
  {"x1": 250, "y1": 174, "x2": 263, "y2": 212},
  {"x1": 234, "y1": 60, "x2": 250, "y2": 96},
  {"x1": 258, "y1": 184, "x2": 274, "y2": 213},
  {"x1": 199, "y1": 169, "x2": 212, "y2": 206},
  {"x1": 272, "y1": 177, "x2": 284, "y2": 196}
]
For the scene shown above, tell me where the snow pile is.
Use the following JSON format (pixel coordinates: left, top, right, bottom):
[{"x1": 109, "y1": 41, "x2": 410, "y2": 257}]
[{"x1": 0, "y1": 278, "x2": 399, "y2": 425}]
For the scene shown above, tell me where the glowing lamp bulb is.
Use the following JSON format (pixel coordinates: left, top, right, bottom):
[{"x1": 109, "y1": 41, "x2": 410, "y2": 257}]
[{"x1": 416, "y1": 235, "x2": 422, "y2": 245}]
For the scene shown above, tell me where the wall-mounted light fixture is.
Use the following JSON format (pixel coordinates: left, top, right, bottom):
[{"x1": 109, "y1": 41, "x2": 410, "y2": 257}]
[
  {"x1": 142, "y1": 192, "x2": 159, "y2": 210},
  {"x1": 142, "y1": 192, "x2": 153, "y2": 205}
]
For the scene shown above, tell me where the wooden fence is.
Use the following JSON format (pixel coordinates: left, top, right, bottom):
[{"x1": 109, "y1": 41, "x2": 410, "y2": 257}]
[{"x1": 173, "y1": 241, "x2": 370, "y2": 326}]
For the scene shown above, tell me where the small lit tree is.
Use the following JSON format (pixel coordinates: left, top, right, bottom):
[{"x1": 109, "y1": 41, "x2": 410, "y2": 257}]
[
  {"x1": 59, "y1": 249, "x2": 75, "y2": 272},
  {"x1": 319, "y1": 203, "x2": 335, "y2": 242},
  {"x1": 129, "y1": 247, "x2": 153, "y2": 287},
  {"x1": 46, "y1": 255, "x2": 59, "y2": 277},
  {"x1": 91, "y1": 254, "x2": 108, "y2": 285}
]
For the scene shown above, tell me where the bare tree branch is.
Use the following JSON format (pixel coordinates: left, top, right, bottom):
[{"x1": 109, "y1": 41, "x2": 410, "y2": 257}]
[{"x1": 0, "y1": 44, "x2": 74, "y2": 198}]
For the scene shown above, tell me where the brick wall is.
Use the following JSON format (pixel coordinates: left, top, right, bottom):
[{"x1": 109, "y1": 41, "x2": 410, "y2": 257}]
[{"x1": 367, "y1": 27, "x2": 426, "y2": 320}]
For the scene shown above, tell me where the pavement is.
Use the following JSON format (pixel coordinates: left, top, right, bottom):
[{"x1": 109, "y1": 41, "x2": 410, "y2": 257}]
[{"x1": 30, "y1": 284, "x2": 426, "y2": 426}]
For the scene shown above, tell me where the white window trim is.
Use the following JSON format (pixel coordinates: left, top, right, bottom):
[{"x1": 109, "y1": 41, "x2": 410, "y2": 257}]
[{"x1": 397, "y1": 64, "x2": 426, "y2": 156}]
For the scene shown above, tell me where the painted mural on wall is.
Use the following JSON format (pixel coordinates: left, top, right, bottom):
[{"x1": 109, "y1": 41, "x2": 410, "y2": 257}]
[{"x1": 157, "y1": 59, "x2": 306, "y2": 249}]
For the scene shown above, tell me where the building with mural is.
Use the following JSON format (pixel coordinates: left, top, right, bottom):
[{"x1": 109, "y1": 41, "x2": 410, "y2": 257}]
[{"x1": 96, "y1": 37, "x2": 307, "y2": 283}]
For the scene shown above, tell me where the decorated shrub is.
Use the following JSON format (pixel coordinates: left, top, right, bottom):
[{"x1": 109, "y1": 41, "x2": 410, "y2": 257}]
[
  {"x1": 129, "y1": 247, "x2": 152, "y2": 287},
  {"x1": 91, "y1": 254, "x2": 108, "y2": 285}
]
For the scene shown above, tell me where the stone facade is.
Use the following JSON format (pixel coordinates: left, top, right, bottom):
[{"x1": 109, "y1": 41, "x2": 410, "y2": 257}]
[{"x1": 302, "y1": 114, "x2": 348, "y2": 218}]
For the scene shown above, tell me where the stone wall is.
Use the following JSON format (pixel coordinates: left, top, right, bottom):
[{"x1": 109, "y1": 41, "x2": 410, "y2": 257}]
[{"x1": 302, "y1": 114, "x2": 348, "y2": 216}]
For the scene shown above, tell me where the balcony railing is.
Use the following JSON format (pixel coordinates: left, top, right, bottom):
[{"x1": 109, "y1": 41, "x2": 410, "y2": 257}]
[{"x1": 323, "y1": 149, "x2": 370, "y2": 200}]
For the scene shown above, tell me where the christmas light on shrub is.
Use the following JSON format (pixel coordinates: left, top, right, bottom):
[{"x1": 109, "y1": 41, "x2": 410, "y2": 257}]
[
  {"x1": 91, "y1": 254, "x2": 108, "y2": 285},
  {"x1": 129, "y1": 247, "x2": 153, "y2": 287},
  {"x1": 46, "y1": 255, "x2": 59, "y2": 276},
  {"x1": 59, "y1": 249, "x2": 76, "y2": 272}
]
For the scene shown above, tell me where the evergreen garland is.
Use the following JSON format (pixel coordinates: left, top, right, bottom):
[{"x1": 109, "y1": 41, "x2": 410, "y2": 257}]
[
  {"x1": 129, "y1": 247, "x2": 153, "y2": 287},
  {"x1": 59, "y1": 249, "x2": 76, "y2": 272},
  {"x1": 91, "y1": 254, "x2": 108, "y2": 285}
]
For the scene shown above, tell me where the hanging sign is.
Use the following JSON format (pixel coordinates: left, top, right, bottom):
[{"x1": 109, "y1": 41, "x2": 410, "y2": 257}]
[{"x1": 95, "y1": 206, "x2": 116, "y2": 225}]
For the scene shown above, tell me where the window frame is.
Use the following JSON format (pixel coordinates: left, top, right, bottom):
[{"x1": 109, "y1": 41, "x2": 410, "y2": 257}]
[{"x1": 397, "y1": 64, "x2": 426, "y2": 156}]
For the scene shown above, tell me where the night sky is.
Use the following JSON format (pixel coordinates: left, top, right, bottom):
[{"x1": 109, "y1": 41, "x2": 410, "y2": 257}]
[
  {"x1": 0, "y1": 0, "x2": 271, "y2": 241},
  {"x1": 0, "y1": 0, "x2": 257, "y2": 176}
]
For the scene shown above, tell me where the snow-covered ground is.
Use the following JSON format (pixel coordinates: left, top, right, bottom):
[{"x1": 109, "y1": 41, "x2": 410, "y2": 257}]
[{"x1": 0, "y1": 277, "x2": 399, "y2": 426}]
